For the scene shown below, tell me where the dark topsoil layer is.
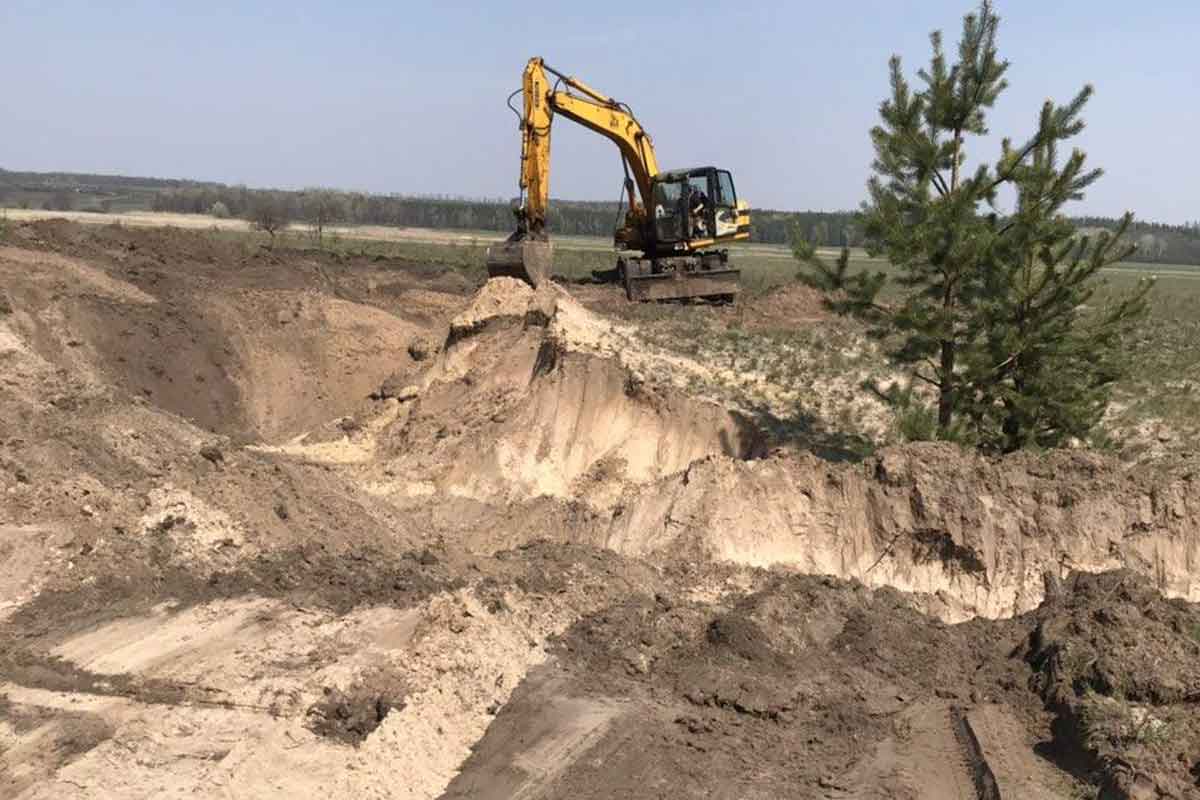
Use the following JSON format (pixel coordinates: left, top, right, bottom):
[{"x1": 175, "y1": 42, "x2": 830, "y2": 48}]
[
  {"x1": 9, "y1": 537, "x2": 1198, "y2": 797},
  {"x1": 448, "y1": 566, "x2": 1200, "y2": 800}
]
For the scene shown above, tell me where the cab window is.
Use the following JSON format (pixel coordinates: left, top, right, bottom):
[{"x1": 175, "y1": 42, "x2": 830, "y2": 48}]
[
  {"x1": 654, "y1": 180, "x2": 682, "y2": 208},
  {"x1": 686, "y1": 173, "x2": 713, "y2": 239},
  {"x1": 652, "y1": 179, "x2": 684, "y2": 242},
  {"x1": 715, "y1": 170, "x2": 736, "y2": 208}
]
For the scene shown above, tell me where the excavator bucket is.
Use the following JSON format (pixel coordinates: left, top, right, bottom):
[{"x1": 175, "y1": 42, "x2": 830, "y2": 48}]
[{"x1": 485, "y1": 240, "x2": 553, "y2": 287}]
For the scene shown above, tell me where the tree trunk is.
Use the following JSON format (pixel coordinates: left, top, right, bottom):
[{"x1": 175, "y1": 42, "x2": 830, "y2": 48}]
[
  {"x1": 936, "y1": 133, "x2": 964, "y2": 435},
  {"x1": 950, "y1": 133, "x2": 962, "y2": 192},
  {"x1": 938, "y1": 340, "x2": 955, "y2": 431},
  {"x1": 1001, "y1": 364, "x2": 1027, "y2": 453},
  {"x1": 1001, "y1": 394, "x2": 1021, "y2": 453}
]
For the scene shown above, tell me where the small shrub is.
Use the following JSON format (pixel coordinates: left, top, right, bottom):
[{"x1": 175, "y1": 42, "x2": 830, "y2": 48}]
[
  {"x1": 1081, "y1": 691, "x2": 1175, "y2": 750},
  {"x1": 245, "y1": 195, "x2": 290, "y2": 248},
  {"x1": 874, "y1": 381, "x2": 938, "y2": 442},
  {"x1": 43, "y1": 190, "x2": 74, "y2": 212},
  {"x1": 209, "y1": 201, "x2": 231, "y2": 219}
]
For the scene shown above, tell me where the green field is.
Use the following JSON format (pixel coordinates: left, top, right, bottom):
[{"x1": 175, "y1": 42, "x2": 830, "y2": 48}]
[{"x1": 310, "y1": 227, "x2": 1192, "y2": 298}]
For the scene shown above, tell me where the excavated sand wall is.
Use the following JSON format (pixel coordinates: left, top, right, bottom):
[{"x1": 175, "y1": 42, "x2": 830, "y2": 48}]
[
  {"x1": 383, "y1": 279, "x2": 761, "y2": 504},
  {"x1": 603, "y1": 444, "x2": 1200, "y2": 621},
  {"x1": 368, "y1": 278, "x2": 1200, "y2": 622},
  {"x1": 442, "y1": 342, "x2": 759, "y2": 500}
]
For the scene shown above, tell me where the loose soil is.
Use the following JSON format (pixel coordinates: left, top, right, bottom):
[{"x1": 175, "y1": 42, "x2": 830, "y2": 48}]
[{"x1": 1, "y1": 221, "x2": 1197, "y2": 799}]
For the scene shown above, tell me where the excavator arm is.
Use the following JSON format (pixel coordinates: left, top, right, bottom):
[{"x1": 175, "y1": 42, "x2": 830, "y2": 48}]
[
  {"x1": 489, "y1": 57, "x2": 658, "y2": 285},
  {"x1": 516, "y1": 58, "x2": 659, "y2": 237}
]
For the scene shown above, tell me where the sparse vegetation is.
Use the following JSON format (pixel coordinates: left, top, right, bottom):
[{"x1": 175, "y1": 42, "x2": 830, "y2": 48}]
[
  {"x1": 42, "y1": 189, "x2": 74, "y2": 212},
  {"x1": 618, "y1": 309, "x2": 885, "y2": 458},
  {"x1": 246, "y1": 193, "x2": 290, "y2": 248},
  {"x1": 209, "y1": 201, "x2": 230, "y2": 219},
  {"x1": 1080, "y1": 691, "x2": 1176, "y2": 750},
  {"x1": 300, "y1": 188, "x2": 345, "y2": 244}
]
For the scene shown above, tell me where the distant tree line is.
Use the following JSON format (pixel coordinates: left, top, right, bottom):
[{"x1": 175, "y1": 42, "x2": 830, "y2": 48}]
[
  {"x1": 150, "y1": 184, "x2": 871, "y2": 246},
  {"x1": 0, "y1": 168, "x2": 220, "y2": 214},
  {"x1": 4, "y1": 169, "x2": 1196, "y2": 264},
  {"x1": 751, "y1": 210, "x2": 864, "y2": 247},
  {"x1": 1071, "y1": 216, "x2": 1200, "y2": 265},
  {"x1": 150, "y1": 186, "x2": 627, "y2": 237},
  {"x1": 0, "y1": 168, "x2": 215, "y2": 192},
  {"x1": 150, "y1": 184, "x2": 1200, "y2": 265}
]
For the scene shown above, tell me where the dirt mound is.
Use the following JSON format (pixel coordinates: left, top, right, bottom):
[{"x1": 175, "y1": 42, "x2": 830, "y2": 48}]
[
  {"x1": 449, "y1": 569, "x2": 1065, "y2": 799},
  {"x1": 306, "y1": 669, "x2": 408, "y2": 746},
  {"x1": 1024, "y1": 570, "x2": 1200, "y2": 798},
  {"x1": 447, "y1": 275, "x2": 536, "y2": 334},
  {"x1": 738, "y1": 281, "x2": 831, "y2": 330},
  {"x1": 366, "y1": 279, "x2": 763, "y2": 506},
  {"x1": 0, "y1": 221, "x2": 466, "y2": 442}
]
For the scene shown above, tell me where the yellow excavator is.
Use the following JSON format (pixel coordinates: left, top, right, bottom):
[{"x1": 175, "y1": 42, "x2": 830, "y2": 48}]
[{"x1": 486, "y1": 57, "x2": 751, "y2": 302}]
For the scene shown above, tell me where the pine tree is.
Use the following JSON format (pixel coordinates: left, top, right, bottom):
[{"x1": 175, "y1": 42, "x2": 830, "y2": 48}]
[{"x1": 797, "y1": 1, "x2": 1151, "y2": 452}]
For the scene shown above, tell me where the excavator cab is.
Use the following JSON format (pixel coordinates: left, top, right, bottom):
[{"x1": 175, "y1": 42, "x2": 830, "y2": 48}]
[
  {"x1": 619, "y1": 167, "x2": 744, "y2": 302},
  {"x1": 647, "y1": 167, "x2": 742, "y2": 250}
]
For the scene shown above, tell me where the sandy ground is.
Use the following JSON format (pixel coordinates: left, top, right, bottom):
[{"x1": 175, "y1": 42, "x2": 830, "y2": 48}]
[{"x1": 0, "y1": 220, "x2": 1197, "y2": 799}]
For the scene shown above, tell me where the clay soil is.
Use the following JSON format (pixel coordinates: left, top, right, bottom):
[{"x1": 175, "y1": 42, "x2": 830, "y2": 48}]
[{"x1": 1, "y1": 221, "x2": 1198, "y2": 799}]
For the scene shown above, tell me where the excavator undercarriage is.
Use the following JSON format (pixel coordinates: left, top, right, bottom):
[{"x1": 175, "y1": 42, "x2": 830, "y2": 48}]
[{"x1": 618, "y1": 253, "x2": 739, "y2": 303}]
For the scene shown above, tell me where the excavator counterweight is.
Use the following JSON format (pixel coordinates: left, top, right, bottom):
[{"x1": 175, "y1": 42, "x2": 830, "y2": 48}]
[{"x1": 489, "y1": 57, "x2": 750, "y2": 301}]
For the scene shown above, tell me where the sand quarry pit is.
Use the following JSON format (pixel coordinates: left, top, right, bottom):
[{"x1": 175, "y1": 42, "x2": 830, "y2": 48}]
[{"x1": 1, "y1": 220, "x2": 1199, "y2": 799}]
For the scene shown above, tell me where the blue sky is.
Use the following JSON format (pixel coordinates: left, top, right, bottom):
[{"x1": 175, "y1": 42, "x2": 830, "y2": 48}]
[{"x1": 3, "y1": 1, "x2": 1197, "y2": 223}]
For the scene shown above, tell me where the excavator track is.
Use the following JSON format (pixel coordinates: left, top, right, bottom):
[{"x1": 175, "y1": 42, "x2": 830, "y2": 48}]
[{"x1": 621, "y1": 254, "x2": 739, "y2": 303}]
